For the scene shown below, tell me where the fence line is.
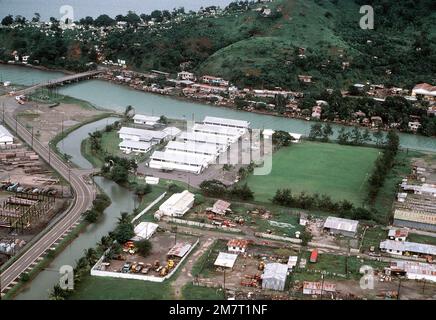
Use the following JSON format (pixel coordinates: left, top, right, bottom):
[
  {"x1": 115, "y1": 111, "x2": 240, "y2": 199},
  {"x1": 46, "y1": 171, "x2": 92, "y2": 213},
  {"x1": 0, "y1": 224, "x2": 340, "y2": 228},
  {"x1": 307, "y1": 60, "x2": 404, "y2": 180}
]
[{"x1": 131, "y1": 192, "x2": 166, "y2": 223}]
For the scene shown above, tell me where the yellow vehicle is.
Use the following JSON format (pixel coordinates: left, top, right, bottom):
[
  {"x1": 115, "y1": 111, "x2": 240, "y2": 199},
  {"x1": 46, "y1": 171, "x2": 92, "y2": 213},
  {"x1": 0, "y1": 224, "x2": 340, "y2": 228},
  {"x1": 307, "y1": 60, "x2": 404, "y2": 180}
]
[
  {"x1": 167, "y1": 260, "x2": 175, "y2": 269},
  {"x1": 160, "y1": 267, "x2": 168, "y2": 276},
  {"x1": 258, "y1": 261, "x2": 265, "y2": 271}
]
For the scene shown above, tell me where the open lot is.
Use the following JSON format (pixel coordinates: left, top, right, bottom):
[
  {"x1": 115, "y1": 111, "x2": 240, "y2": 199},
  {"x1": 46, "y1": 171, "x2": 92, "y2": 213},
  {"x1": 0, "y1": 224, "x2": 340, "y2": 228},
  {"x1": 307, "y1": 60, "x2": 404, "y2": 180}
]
[{"x1": 244, "y1": 142, "x2": 380, "y2": 204}]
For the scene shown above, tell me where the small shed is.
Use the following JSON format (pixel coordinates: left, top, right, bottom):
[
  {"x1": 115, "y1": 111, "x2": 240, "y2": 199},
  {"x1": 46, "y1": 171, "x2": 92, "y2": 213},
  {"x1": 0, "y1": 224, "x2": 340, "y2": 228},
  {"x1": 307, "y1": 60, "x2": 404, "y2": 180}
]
[
  {"x1": 388, "y1": 229, "x2": 408, "y2": 242},
  {"x1": 167, "y1": 242, "x2": 192, "y2": 258},
  {"x1": 303, "y1": 281, "x2": 336, "y2": 295},
  {"x1": 261, "y1": 263, "x2": 288, "y2": 291},
  {"x1": 210, "y1": 199, "x2": 232, "y2": 215},
  {"x1": 131, "y1": 222, "x2": 158, "y2": 241},
  {"x1": 323, "y1": 216, "x2": 359, "y2": 237},
  {"x1": 287, "y1": 256, "x2": 298, "y2": 271}
]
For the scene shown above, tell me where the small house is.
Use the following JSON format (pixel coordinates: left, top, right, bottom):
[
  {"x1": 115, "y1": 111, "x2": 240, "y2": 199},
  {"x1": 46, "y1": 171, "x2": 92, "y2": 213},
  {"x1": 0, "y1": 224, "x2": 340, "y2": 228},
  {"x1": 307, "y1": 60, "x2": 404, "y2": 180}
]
[
  {"x1": 298, "y1": 75, "x2": 312, "y2": 83},
  {"x1": 227, "y1": 239, "x2": 249, "y2": 253},
  {"x1": 210, "y1": 199, "x2": 231, "y2": 215},
  {"x1": 388, "y1": 229, "x2": 408, "y2": 242},
  {"x1": 214, "y1": 252, "x2": 238, "y2": 269},
  {"x1": 0, "y1": 125, "x2": 13, "y2": 145},
  {"x1": 303, "y1": 281, "x2": 336, "y2": 295},
  {"x1": 323, "y1": 216, "x2": 359, "y2": 237}
]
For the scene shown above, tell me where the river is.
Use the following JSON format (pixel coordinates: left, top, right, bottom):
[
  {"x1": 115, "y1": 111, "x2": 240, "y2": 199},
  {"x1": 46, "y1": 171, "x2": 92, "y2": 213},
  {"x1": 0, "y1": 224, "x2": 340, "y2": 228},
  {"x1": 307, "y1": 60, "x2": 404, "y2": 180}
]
[
  {"x1": 15, "y1": 118, "x2": 134, "y2": 300},
  {"x1": 1, "y1": 64, "x2": 435, "y2": 152},
  {"x1": 0, "y1": 0, "x2": 235, "y2": 20}
]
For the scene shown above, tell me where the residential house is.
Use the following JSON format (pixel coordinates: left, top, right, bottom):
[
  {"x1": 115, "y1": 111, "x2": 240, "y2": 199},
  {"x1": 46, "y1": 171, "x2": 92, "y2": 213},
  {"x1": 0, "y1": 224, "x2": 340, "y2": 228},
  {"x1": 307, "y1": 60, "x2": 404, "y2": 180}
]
[
  {"x1": 323, "y1": 217, "x2": 359, "y2": 237},
  {"x1": 227, "y1": 239, "x2": 249, "y2": 253}
]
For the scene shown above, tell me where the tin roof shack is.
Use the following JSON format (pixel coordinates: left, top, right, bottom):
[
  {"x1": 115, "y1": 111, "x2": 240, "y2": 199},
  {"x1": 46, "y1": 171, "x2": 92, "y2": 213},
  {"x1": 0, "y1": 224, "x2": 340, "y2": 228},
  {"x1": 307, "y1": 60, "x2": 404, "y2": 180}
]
[
  {"x1": 209, "y1": 199, "x2": 232, "y2": 215},
  {"x1": 387, "y1": 261, "x2": 436, "y2": 283},
  {"x1": 302, "y1": 281, "x2": 336, "y2": 296},
  {"x1": 214, "y1": 252, "x2": 238, "y2": 269},
  {"x1": 261, "y1": 263, "x2": 288, "y2": 291},
  {"x1": 158, "y1": 190, "x2": 194, "y2": 217},
  {"x1": 380, "y1": 240, "x2": 436, "y2": 259},
  {"x1": 323, "y1": 217, "x2": 359, "y2": 237},
  {"x1": 167, "y1": 242, "x2": 192, "y2": 258},
  {"x1": 133, "y1": 114, "x2": 160, "y2": 127},
  {"x1": 287, "y1": 256, "x2": 298, "y2": 271},
  {"x1": 227, "y1": 239, "x2": 249, "y2": 253},
  {"x1": 388, "y1": 229, "x2": 408, "y2": 242},
  {"x1": 0, "y1": 125, "x2": 14, "y2": 145}
]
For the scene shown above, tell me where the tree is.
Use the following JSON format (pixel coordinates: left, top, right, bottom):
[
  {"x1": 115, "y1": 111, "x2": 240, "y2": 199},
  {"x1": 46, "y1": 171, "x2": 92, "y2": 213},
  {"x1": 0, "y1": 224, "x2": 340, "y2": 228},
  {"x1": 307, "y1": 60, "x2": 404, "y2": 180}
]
[
  {"x1": 158, "y1": 115, "x2": 169, "y2": 124},
  {"x1": 84, "y1": 209, "x2": 99, "y2": 223},
  {"x1": 230, "y1": 183, "x2": 253, "y2": 200},
  {"x1": 300, "y1": 229, "x2": 312, "y2": 246},
  {"x1": 337, "y1": 127, "x2": 350, "y2": 144},
  {"x1": 272, "y1": 130, "x2": 293, "y2": 147},
  {"x1": 94, "y1": 14, "x2": 115, "y2": 27},
  {"x1": 49, "y1": 284, "x2": 68, "y2": 300},
  {"x1": 321, "y1": 123, "x2": 333, "y2": 142},
  {"x1": 372, "y1": 129, "x2": 384, "y2": 147},
  {"x1": 308, "y1": 123, "x2": 323, "y2": 140},
  {"x1": 200, "y1": 180, "x2": 227, "y2": 197},
  {"x1": 135, "y1": 239, "x2": 152, "y2": 257},
  {"x1": 32, "y1": 13, "x2": 41, "y2": 23},
  {"x1": 110, "y1": 164, "x2": 128, "y2": 183},
  {"x1": 350, "y1": 126, "x2": 363, "y2": 145},
  {"x1": 135, "y1": 184, "x2": 152, "y2": 196},
  {"x1": 84, "y1": 248, "x2": 99, "y2": 265},
  {"x1": 114, "y1": 223, "x2": 134, "y2": 244},
  {"x1": 1, "y1": 15, "x2": 14, "y2": 26}
]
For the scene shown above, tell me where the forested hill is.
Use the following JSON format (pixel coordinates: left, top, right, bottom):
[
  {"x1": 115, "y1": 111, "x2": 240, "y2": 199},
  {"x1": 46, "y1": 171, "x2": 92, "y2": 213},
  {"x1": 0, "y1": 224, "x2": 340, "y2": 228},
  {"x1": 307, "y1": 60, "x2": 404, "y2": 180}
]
[{"x1": 1, "y1": 0, "x2": 435, "y2": 92}]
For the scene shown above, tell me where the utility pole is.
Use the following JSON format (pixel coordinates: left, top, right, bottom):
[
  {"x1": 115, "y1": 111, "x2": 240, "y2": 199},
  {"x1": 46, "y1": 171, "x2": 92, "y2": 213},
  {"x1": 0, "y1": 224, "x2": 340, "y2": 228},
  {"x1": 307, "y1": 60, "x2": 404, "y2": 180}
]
[
  {"x1": 320, "y1": 272, "x2": 325, "y2": 300},
  {"x1": 31, "y1": 126, "x2": 34, "y2": 147},
  {"x1": 397, "y1": 277, "x2": 402, "y2": 300}
]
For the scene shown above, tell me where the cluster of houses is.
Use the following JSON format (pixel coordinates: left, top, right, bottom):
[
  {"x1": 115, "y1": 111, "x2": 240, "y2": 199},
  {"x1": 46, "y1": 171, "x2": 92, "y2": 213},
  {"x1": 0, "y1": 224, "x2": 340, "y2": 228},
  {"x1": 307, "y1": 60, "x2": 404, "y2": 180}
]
[
  {"x1": 148, "y1": 116, "x2": 250, "y2": 175},
  {"x1": 393, "y1": 165, "x2": 436, "y2": 233}
]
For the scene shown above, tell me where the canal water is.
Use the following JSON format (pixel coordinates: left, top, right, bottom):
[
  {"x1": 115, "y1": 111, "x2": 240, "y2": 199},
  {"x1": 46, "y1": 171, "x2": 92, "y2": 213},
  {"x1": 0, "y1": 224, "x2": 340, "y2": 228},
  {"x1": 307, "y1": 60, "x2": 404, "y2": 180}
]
[
  {"x1": 15, "y1": 119, "x2": 135, "y2": 300},
  {"x1": 1, "y1": 64, "x2": 435, "y2": 152}
]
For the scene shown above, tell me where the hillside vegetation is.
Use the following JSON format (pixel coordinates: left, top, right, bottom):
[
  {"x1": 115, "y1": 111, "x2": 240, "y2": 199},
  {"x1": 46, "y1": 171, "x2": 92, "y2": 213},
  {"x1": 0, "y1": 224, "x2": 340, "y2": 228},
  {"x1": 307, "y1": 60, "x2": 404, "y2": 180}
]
[{"x1": 1, "y1": 0, "x2": 435, "y2": 91}]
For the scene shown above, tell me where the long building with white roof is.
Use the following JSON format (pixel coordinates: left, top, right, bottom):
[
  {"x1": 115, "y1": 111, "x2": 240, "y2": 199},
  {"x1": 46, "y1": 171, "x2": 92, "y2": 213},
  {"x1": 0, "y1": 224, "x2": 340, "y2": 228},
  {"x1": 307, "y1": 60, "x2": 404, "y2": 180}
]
[
  {"x1": 203, "y1": 116, "x2": 250, "y2": 129},
  {"x1": 118, "y1": 127, "x2": 167, "y2": 142},
  {"x1": 166, "y1": 141, "x2": 219, "y2": 158},
  {"x1": 193, "y1": 123, "x2": 243, "y2": 143},
  {"x1": 133, "y1": 114, "x2": 160, "y2": 126},
  {"x1": 149, "y1": 150, "x2": 210, "y2": 174},
  {"x1": 178, "y1": 131, "x2": 231, "y2": 151}
]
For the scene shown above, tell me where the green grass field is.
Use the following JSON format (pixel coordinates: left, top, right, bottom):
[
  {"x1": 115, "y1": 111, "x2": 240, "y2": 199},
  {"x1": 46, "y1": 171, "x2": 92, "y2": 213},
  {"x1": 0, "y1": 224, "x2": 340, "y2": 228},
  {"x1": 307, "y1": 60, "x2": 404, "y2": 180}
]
[{"x1": 244, "y1": 142, "x2": 380, "y2": 204}]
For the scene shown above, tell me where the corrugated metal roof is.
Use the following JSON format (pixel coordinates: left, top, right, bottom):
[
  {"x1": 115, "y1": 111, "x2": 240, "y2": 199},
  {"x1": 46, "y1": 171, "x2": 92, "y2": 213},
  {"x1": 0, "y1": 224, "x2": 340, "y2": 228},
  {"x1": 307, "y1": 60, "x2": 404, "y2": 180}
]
[
  {"x1": 0, "y1": 125, "x2": 13, "y2": 139},
  {"x1": 323, "y1": 217, "x2": 359, "y2": 232},
  {"x1": 394, "y1": 209, "x2": 436, "y2": 226},
  {"x1": 133, "y1": 114, "x2": 160, "y2": 122},
  {"x1": 227, "y1": 239, "x2": 249, "y2": 249},
  {"x1": 380, "y1": 240, "x2": 436, "y2": 255},
  {"x1": 167, "y1": 242, "x2": 192, "y2": 257},
  {"x1": 118, "y1": 127, "x2": 167, "y2": 139},
  {"x1": 262, "y1": 263, "x2": 288, "y2": 281},
  {"x1": 119, "y1": 140, "x2": 152, "y2": 150},
  {"x1": 150, "y1": 150, "x2": 210, "y2": 166},
  {"x1": 193, "y1": 123, "x2": 243, "y2": 137}
]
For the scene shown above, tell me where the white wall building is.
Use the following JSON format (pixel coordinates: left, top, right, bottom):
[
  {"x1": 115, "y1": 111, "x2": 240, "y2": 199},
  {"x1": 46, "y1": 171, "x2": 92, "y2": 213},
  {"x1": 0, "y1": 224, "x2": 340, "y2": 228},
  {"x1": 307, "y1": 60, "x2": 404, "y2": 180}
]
[
  {"x1": 119, "y1": 140, "x2": 152, "y2": 154},
  {"x1": 178, "y1": 132, "x2": 230, "y2": 151},
  {"x1": 133, "y1": 114, "x2": 160, "y2": 126},
  {"x1": 203, "y1": 116, "x2": 250, "y2": 129},
  {"x1": 149, "y1": 150, "x2": 210, "y2": 174},
  {"x1": 0, "y1": 125, "x2": 13, "y2": 145},
  {"x1": 193, "y1": 123, "x2": 244, "y2": 142},
  {"x1": 118, "y1": 127, "x2": 167, "y2": 143},
  {"x1": 159, "y1": 190, "x2": 195, "y2": 217}
]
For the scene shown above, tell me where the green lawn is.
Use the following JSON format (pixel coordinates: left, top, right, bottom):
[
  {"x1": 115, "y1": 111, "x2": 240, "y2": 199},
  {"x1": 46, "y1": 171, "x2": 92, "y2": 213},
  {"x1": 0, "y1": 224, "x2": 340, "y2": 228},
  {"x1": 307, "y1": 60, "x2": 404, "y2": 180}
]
[
  {"x1": 244, "y1": 142, "x2": 380, "y2": 204},
  {"x1": 181, "y1": 283, "x2": 225, "y2": 300},
  {"x1": 69, "y1": 276, "x2": 174, "y2": 300}
]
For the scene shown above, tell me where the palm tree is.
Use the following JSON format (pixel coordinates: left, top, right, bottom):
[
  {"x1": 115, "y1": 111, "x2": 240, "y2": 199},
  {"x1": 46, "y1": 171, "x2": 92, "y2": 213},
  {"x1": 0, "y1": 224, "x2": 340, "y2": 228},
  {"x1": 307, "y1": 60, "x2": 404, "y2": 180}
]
[
  {"x1": 49, "y1": 284, "x2": 67, "y2": 300},
  {"x1": 84, "y1": 248, "x2": 98, "y2": 265},
  {"x1": 117, "y1": 212, "x2": 130, "y2": 224}
]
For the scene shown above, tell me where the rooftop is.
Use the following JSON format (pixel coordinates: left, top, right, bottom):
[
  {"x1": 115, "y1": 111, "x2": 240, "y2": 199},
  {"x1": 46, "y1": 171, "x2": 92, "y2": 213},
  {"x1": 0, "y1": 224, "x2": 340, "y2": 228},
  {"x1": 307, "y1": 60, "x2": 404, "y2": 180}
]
[
  {"x1": 261, "y1": 263, "x2": 288, "y2": 281},
  {"x1": 227, "y1": 239, "x2": 249, "y2": 249},
  {"x1": 323, "y1": 216, "x2": 359, "y2": 233},
  {"x1": 133, "y1": 114, "x2": 160, "y2": 122},
  {"x1": 119, "y1": 140, "x2": 152, "y2": 150},
  {"x1": 166, "y1": 140, "x2": 219, "y2": 155},
  {"x1": 167, "y1": 242, "x2": 192, "y2": 258},
  {"x1": 203, "y1": 116, "x2": 250, "y2": 128},
  {"x1": 118, "y1": 127, "x2": 168, "y2": 140},
  {"x1": 214, "y1": 252, "x2": 238, "y2": 268},
  {"x1": 150, "y1": 150, "x2": 210, "y2": 166},
  {"x1": 179, "y1": 131, "x2": 231, "y2": 145},
  {"x1": 0, "y1": 125, "x2": 13, "y2": 139},
  {"x1": 380, "y1": 240, "x2": 436, "y2": 256}
]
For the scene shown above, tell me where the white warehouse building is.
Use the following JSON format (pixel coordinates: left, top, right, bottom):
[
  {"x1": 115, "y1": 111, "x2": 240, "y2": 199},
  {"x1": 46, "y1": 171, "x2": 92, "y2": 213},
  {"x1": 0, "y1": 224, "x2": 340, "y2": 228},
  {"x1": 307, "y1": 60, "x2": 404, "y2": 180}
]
[
  {"x1": 158, "y1": 190, "x2": 195, "y2": 217},
  {"x1": 118, "y1": 127, "x2": 167, "y2": 143},
  {"x1": 166, "y1": 141, "x2": 219, "y2": 162},
  {"x1": 133, "y1": 114, "x2": 161, "y2": 127},
  {"x1": 119, "y1": 140, "x2": 152, "y2": 154},
  {"x1": 203, "y1": 116, "x2": 250, "y2": 129},
  {"x1": 193, "y1": 123, "x2": 244, "y2": 143},
  {"x1": 178, "y1": 131, "x2": 231, "y2": 152},
  {"x1": 149, "y1": 150, "x2": 210, "y2": 174}
]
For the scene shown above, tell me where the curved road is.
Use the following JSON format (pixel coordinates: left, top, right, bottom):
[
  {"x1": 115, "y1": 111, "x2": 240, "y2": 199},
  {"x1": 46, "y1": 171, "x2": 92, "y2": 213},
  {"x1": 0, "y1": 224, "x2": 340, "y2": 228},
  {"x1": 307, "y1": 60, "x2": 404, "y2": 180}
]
[{"x1": 0, "y1": 95, "x2": 96, "y2": 294}]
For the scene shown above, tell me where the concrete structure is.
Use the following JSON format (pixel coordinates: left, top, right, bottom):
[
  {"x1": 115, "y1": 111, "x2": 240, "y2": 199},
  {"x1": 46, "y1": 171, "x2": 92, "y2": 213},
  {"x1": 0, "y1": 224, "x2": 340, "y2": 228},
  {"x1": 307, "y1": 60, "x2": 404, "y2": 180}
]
[
  {"x1": 118, "y1": 127, "x2": 167, "y2": 143},
  {"x1": 119, "y1": 140, "x2": 152, "y2": 154},
  {"x1": 203, "y1": 116, "x2": 250, "y2": 129},
  {"x1": 149, "y1": 150, "x2": 210, "y2": 174},
  {"x1": 323, "y1": 217, "x2": 359, "y2": 237},
  {"x1": 133, "y1": 114, "x2": 160, "y2": 126},
  {"x1": 261, "y1": 263, "x2": 288, "y2": 291},
  {"x1": 0, "y1": 125, "x2": 13, "y2": 145},
  {"x1": 131, "y1": 222, "x2": 158, "y2": 241},
  {"x1": 380, "y1": 240, "x2": 436, "y2": 257},
  {"x1": 177, "y1": 71, "x2": 195, "y2": 81},
  {"x1": 158, "y1": 190, "x2": 194, "y2": 217},
  {"x1": 227, "y1": 239, "x2": 249, "y2": 253},
  {"x1": 387, "y1": 260, "x2": 436, "y2": 283},
  {"x1": 214, "y1": 252, "x2": 238, "y2": 269},
  {"x1": 412, "y1": 83, "x2": 436, "y2": 101}
]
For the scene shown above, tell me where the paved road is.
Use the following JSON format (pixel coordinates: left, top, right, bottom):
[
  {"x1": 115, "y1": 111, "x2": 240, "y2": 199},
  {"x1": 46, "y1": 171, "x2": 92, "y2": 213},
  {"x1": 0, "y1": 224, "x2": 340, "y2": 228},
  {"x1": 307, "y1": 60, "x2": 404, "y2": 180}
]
[{"x1": 0, "y1": 96, "x2": 96, "y2": 294}]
